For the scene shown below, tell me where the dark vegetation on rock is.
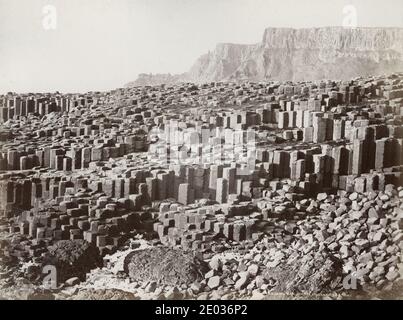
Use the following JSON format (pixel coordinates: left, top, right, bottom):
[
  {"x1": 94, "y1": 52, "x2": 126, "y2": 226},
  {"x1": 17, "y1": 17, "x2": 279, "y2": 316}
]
[
  {"x1": 43, "y1": 240, "x2": 102, "y2": 282},
  {"x1": 124, "y1": 247, "x2": 208, "y2": 286}
]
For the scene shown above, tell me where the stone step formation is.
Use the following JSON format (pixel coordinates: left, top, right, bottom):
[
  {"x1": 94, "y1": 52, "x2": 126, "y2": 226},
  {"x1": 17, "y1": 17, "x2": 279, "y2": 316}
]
[{"x1": 0, "y1": 73, "x2": 402, "y2": 294}]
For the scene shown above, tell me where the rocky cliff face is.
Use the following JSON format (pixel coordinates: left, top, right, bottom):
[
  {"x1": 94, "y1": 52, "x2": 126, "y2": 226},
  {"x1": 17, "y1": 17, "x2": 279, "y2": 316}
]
[
  {"x1": 186, "y1": 43, "x2": 259, "y2": 83},
  {"x1": 126, "y1": 27, "x2": 403, "y2": 86}
]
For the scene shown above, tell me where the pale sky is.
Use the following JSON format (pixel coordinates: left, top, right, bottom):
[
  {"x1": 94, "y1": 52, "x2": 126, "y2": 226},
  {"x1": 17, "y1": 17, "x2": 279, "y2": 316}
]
[{"x1": 1, "y1": 0, "x2": 403, "y2": 93}]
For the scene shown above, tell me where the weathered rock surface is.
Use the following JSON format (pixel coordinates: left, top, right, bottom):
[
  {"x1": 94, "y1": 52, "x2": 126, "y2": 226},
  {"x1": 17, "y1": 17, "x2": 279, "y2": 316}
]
[
  {"x1": 263, "y1": 251, "x2": 343, "y2": 295},
  {"x1": 43, "y1": 240, "x2": 102, "y2": 282},
  {"x1": 123, "y1": 247, "x2": 208, "y2": 286}
]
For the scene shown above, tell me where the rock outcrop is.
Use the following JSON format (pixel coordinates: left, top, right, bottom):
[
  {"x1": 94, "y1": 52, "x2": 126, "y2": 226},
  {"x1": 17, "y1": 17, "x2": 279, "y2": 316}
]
[
  {"x1": 126, "y1": 73, "x2": 184, "y2": 87},
  {"x1": 126, "y1": 27, "x2": 403, "y2": 86},
  {"x1": 43, "y1": 240, "x2": 102, "y2": 282},
  {"x1": 123, "y1": 247, "x2": 208, "y2": 286}
]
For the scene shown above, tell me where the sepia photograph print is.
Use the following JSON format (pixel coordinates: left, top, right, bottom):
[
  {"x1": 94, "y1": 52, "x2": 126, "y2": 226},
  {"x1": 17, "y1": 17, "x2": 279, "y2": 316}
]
[{"x1": 0, "y1": 0, "x2": 402, "y2": 307}]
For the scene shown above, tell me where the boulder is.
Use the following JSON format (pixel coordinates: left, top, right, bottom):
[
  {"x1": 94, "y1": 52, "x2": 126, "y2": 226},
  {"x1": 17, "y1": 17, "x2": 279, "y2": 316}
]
[
  {"x1": 43, "y1": 240, "x2": 102, "y2": 283},
  {"x1": 263, "y1": 250, "x2": 343, "y2": 295},
  {"x1": 124, "y1": 246, "x2": 208, "y2": 286},
  {"x1": 207, "y1": 276, "x2": 221, "y2": 289}
]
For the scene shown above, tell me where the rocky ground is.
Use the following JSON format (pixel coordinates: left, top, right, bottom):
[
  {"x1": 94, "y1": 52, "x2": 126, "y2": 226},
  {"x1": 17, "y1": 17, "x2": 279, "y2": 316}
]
[{"x1": 0, "y1": 187, "x2": 402, "y2": 300}]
